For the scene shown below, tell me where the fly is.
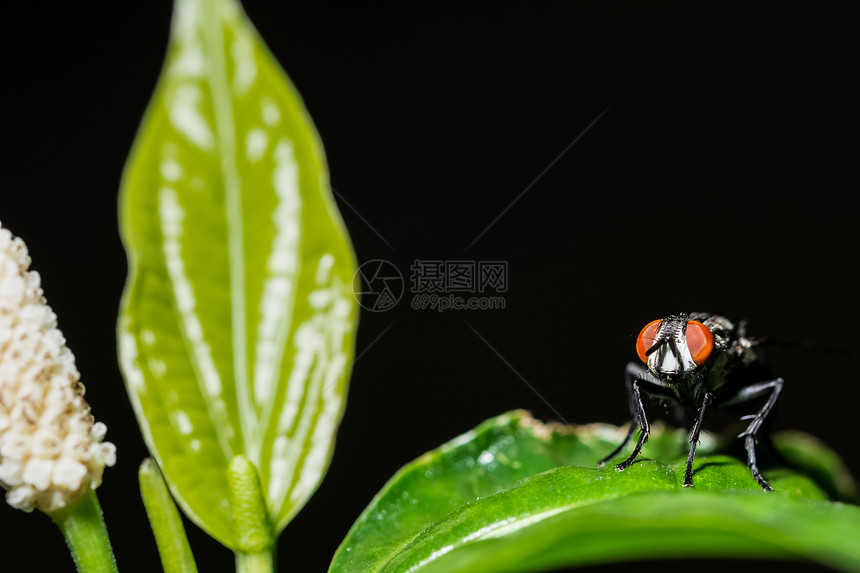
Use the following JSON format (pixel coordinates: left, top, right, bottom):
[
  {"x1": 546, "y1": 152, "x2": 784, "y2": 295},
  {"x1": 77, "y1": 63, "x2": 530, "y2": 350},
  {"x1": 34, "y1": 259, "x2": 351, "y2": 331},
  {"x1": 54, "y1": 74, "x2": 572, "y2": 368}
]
[{"x1": 599, "y1": 312, "x2": 783, "y2": 490}]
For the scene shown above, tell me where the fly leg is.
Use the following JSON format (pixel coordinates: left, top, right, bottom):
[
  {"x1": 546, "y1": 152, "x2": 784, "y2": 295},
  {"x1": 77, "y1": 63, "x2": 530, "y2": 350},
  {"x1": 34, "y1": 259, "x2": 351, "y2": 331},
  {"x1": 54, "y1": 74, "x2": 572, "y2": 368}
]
[
  {"x1": 683, "y1": 392, "x2": 715, "y2": 487},
  {"x1": 721, "y1": 378, "x2": 784, "y2": 491},
  {"x1": 600, "y1": 363, "x2": 672, "y2": 470},
  {"x1": 597, "y1": 364, "x2": 641, "y2": 466},
  {"x1": 597, "y1": 422, "x2": 635, "y2": 467},
  {"x1": 615, "y1": 378, "x2": 649, "y2": 470}
]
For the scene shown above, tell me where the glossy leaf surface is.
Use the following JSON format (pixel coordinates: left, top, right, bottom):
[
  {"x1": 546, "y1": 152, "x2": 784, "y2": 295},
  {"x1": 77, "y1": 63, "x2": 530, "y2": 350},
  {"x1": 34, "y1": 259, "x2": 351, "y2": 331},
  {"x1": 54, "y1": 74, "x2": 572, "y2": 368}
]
[
  {"x1": 118, "y1": 0, "x2": 356, "y2": 547},
  {"x1": 330, "y1": 411, "x2": 860, "y2": 573}
]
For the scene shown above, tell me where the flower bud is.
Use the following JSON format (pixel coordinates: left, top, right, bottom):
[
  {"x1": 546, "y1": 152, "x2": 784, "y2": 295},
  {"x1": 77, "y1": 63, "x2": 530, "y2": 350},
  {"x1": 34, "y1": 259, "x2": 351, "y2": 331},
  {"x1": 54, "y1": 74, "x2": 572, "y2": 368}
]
[{"x1": 0, "y1": 221, "x2": 116, "y2": 512}]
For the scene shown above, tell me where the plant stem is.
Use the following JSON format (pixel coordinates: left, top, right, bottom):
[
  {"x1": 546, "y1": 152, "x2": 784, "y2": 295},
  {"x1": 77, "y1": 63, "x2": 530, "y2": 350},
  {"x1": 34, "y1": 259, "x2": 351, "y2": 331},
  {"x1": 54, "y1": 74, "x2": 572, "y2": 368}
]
[
  {"x1": 235, "y1": 550, "x2": 274, "y2": 573},
  {"x1": 139, "y1": 459, "x2": 199, "y2": 573},
  {"x1": 49, "y1": 489, "x2": 119, "y2": 573}
]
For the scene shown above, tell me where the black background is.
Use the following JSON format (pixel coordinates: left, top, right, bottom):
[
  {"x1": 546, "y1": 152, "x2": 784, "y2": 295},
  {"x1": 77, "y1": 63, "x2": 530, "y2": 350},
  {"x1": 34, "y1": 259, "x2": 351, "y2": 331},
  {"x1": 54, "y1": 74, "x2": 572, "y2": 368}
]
[{"x1": 1, "y1": 2, "x2": 858, "y2": 572}]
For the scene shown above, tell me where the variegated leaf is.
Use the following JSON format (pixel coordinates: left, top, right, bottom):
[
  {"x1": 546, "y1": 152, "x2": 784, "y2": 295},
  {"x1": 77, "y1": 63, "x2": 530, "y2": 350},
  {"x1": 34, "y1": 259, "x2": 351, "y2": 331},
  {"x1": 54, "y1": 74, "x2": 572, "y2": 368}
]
[{"x1": 118, "y1": 0, "x2": 357, "y2": 547}]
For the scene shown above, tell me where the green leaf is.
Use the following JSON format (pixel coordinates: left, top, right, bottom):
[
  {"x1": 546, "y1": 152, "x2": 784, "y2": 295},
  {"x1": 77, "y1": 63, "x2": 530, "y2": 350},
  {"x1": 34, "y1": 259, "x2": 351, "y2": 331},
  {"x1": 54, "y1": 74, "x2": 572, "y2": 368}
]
[
  {"x1": 330, "y1": 411, "x2": 860, "y2": 573},
  {"x1": 118, "y1": 0, "x2": 357, "y2": 548}
]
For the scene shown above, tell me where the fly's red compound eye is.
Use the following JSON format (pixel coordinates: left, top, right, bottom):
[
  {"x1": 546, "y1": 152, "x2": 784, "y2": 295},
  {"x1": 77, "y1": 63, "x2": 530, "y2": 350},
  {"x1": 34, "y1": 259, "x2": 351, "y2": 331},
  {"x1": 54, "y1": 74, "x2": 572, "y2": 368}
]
[
  {"x1": 686, "y1": 321, "x2": 714, "y2": 365},
  {"x1": 635, "y1": 319, "x2": 662, "y2": 363}
]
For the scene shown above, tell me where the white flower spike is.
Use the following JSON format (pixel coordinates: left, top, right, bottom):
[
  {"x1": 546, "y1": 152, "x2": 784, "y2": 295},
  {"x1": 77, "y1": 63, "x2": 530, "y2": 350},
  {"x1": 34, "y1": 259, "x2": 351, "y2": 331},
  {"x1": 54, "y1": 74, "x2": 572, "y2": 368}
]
[{"x1": 0, "y1": 220, "x2": 116, "y2": 512}]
